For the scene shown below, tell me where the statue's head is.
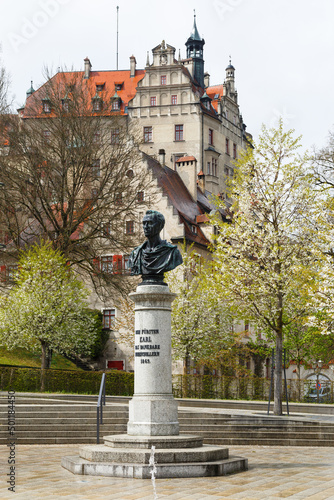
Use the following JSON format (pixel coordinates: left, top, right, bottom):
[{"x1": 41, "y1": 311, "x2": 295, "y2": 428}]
[{"x1": 143, "y1": 210, "x2": 165, "y2": 238}]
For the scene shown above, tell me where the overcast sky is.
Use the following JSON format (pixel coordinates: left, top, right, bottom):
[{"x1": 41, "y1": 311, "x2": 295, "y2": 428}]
[{"x1": 1, "y1": 0, "x2": 333, "y2": 151}]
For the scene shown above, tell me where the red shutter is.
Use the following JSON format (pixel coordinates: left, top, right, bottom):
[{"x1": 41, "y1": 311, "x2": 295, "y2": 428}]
[
  {"x1": 0, "y1": 265, "x2": 6, "y2": 282},
  {"x1": 93, "y1": 257, "x2": 101, "y2": 274},
  {"x1": 113, "y1": 255, "x2": 122, "y2": 274}
]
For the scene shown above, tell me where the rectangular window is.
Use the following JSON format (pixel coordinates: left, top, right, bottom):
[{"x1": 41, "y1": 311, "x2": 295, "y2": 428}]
[
  {"x1": 111, "y1": 128, "x2": 120, "y2": 144},
  {"x1": 150, "y1": 96, "x2": 157, "y2": 106},
  {"x1": 171, "y1": 95, "x2": 177, "y2": 105},
  {"x1": 93, "y1": 99, "x2": 102, "y2": 112},
  {"x1": 226, "y1": 138, "x2": 230, "y2": 155},
  {"x1": 233, "y1": 143, "x2": 237, "y2": 159},
  {"x1": 209, "y1": 129, "x2": 213, "y2": 145},
  {"x1": 175, "y1": 125, "x2": 183, "y2": 142},
  {"x1": 137, "y1": 191, "x2": 144, "y2": 202},
  {"x1": 114, "y1": 192, "x2": 123, "y2": 205},
  {"x1": 103, "y1": 308, "x2": 115, "y2": 329},
  {"x1": 161, "y1": 75, "x2": 166, "y2": 85},
  {"x1": 43, "y1": 101, "x2": 51, "y2": 113},
  {"x1": 91, "y1": 188, "x2": 98, "y2": 199},
  {"x1": 91, "y1": 159, "x2": 100, "y2": 178},
  {"x1": 126, "y1": 221, "x2": 134, "y2": 234},
  {"x1": 62, "y1": 100, "x2": 69, "y2": 112},
  {"x1": 102, "y1": 222, "x2": 111, "y2": 236},
  {"x1": 207, "y1": 161, "x2": 211, "y2": 175},
  {"x1": 93, "y1": 130, "x2": 101, "y2": 144},
  {"x1": 212, "y1": 158, "x2": 218, "y2": 176},
  {"x1": 7, "y1": 264, "x2": 18, "y2": 281},
  {"x1": 101, "y1": 255, "x2": 113, "y2": 273},
  {"x1": 144, "y1": 126, "x2": 153, "y2": 143},
  {"x1": 43, "y1": 130, "x2": 51, "y2": 143},
  {"x1": 123, "y1": 255, "x2": 130, "y2": 274},
  {"x1": 112, "y1": 100, "x2": 120, "y2": 110}
]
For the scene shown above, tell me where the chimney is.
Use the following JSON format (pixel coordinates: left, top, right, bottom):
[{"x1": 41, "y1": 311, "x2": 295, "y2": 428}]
[
  {"x1": 84, "y1": 57, "x2": 91, "y2": 79},
  {"x1": 204, "y1": 72, "x2": 210, "y2": 88},
  {"x1": 176, "y1": 156, "x2": 198, "y2": 201},
  {"x1": 130, "y1": 55, "x2": 136, "y2": 77},
  {"x1": 159, "y1": 149, "x2": 166, "y2": 166}
]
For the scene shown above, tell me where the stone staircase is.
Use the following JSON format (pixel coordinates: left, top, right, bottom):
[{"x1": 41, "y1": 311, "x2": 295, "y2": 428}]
[{"x1": 1, "y1": 394, "x2": 334, "y2": 446}]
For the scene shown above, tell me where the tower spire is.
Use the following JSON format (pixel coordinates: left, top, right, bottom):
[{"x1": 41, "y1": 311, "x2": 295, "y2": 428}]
[{"x1": 185, "y1": 14, "x2": 205, "y2": 87}]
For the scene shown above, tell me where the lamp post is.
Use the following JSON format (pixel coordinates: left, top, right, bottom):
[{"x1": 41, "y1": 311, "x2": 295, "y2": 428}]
[{"x1": 312, "y1": 360, "x2": 323, "y2": 404}]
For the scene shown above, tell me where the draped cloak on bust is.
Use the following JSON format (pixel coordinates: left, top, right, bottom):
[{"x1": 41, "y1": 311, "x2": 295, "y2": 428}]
[{"x1": 129, "y1": 240, "x2": 183, "y2": 276}]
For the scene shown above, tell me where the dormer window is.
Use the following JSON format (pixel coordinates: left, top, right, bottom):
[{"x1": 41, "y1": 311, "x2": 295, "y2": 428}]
[
  {"x1": 62, "y1": 99, "x2": 69, "y2": 112},
  {"x1": 92, "y1": 94, "x2": 102, "y2": 112},
  {"x1": 96, "y1": 82, "x2": 105, "y2": 92},
  {"x1": 115, "y1": 83, "x2": 123, "y2": 91},
  {"x1": 42, "y1": 99, "x2": 51, "y2": 113},
  {"x1": 111, "y1": 90, "x2": 121, "y2": 111}
]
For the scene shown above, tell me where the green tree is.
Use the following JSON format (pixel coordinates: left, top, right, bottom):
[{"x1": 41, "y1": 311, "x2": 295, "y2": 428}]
[
  {"x1": 0, "y1": 242, "x2": 97, "y2": 387},
  {"x1": 210, "y1": 122, "x2": 324, "y2": 415},
  {"x1": 167, "y1": 246, "x2": 235, "y2": 374}
]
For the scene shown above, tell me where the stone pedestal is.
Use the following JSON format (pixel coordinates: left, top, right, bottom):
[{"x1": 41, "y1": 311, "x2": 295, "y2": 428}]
[
  {"x1": 61, "y1": 283, "x2": 249, "y2": 478},
  {"x1": 127, "y1": 284, "x2": 179, "y2": 436}
]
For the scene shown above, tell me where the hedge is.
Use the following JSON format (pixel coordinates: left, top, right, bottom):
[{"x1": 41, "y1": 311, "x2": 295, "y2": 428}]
[
  {"x1": 0, "y1": 366, "x2": 134, "y2": 395},
  {"x1": 1, "y1": 367, "x2": 333, "y2": 403}
]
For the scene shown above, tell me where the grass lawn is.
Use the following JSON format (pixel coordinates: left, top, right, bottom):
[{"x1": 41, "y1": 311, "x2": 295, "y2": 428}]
[{"x1": 0, "y1": 346, "x2": 83, "y2": 371}]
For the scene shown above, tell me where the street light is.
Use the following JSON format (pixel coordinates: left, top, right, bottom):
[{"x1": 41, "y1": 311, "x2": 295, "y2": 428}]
[{"x1": 312, "y1": 360, "x2": 323, "y2": 404}]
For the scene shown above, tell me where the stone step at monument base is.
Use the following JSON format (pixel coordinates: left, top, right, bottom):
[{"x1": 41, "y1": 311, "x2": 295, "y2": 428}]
[
  {"x1": 62, "y1": 454, "x2": 248, "y2": 479},
  {"x1": 61, "y1": 434, "x2": 248, "y2": 479}
]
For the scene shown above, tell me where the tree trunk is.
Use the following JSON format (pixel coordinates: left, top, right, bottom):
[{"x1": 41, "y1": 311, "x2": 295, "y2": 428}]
[
  {"x1": 274, "y1": 331, "x2": 283, "y2": 415},
  {"x1": 297, "y1": 362, "x2": 301, "y2": 402},
  {"x1": 40, "y1": 341, "x2": 48, "y2": 392}
]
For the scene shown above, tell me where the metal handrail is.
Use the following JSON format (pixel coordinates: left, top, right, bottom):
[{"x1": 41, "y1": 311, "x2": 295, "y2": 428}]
[{"x1": 96, "y1": 372, "x2": 106, "y2": 444}]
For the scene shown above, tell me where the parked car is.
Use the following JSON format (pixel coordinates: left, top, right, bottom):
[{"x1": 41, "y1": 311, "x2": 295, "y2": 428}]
[{"x1": 305, "y1": 385, "x2": 331, "y2": 403}]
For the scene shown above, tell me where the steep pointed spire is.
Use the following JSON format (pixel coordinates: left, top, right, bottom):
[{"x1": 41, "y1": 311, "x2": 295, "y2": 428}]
[
  {"x1": 185, "y1": 12, "x2": 205, "y2": 87},
  {"x1": 189, "y1": 10, "x2": 201, "y2": 41}
]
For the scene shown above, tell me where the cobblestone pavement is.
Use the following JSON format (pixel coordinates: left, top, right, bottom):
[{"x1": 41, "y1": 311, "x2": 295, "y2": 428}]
[{"x1": 1, "y1": 444, "x2": 334, "y2": 499}]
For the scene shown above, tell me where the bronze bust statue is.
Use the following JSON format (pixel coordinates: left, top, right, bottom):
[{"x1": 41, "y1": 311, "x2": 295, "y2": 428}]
[{"x1": 129, "y1": 210, "x2": 183, "y2": 285}]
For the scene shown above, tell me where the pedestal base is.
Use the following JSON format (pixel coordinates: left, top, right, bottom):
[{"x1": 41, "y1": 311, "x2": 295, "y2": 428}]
[
  {"x1": 128, "y1": 395, "x2": 179, "y2": 436},
  {"x1": 61, "y1": 433, "x2": 248, "y2": 479}
]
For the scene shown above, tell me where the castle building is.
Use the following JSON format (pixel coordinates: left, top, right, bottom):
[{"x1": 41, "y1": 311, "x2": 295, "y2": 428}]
[
  {"x1": 128, "y1": 15, "x2": 250, "y2": 200},
  {"x1": 5, "y1": 16, "x2": 251, "y2": 372}
]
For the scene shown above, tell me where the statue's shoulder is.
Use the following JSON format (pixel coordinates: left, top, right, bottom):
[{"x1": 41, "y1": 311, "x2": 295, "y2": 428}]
[
  {"x1": 160, "y1": 240, "x2": 177, "y2": 249},
  {"x1": 130, "y1": 241, "x2": 147, "y2": 255}
]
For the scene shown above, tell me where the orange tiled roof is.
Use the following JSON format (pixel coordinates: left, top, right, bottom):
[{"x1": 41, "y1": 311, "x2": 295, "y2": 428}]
[
  {"x1": 23, "y1": 69, "x2": 146, "y2": 118},
  {"x1": 176, "y1": 156, "x2": 197, "y2": 163},
  {"x1": 206, "y1": 84, "x2": 224, "y2": 112}
]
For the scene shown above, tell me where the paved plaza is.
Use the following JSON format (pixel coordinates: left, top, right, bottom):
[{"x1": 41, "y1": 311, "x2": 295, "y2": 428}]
[{"x1": 1, "y1": 444, "x2": 334, "y2": 499}]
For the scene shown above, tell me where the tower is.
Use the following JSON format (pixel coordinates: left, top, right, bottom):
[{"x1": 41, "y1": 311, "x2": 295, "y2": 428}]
[
  {"x1": 185, "y1": 13, "x2": 205, "y2": 88},
  {"x1": 225, "y1": 57, "x2": 235, "y2": 93}
]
